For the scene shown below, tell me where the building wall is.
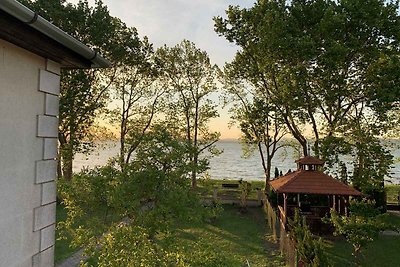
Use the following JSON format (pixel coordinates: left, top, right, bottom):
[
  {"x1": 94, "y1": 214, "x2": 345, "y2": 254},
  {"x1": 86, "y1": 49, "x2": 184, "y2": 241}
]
[{"x1": 0, "y1": 39, "x2": 60, "y2": 267}]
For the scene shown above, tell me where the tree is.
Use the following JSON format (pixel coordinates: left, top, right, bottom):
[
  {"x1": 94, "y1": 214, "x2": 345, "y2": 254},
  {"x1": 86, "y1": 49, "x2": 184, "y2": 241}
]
[
  {"x1": 156, "y1": 40, "x2": 220, "y2": 188},
  {"x1": 21, "y1": 0, "x2": 138, "y2": 180},
  {"x1": 215, "y1": 1, "x2": 312, "y2": 156},
  {"x1": 58, "y1": 67, "x2": 114, "y2": 180},
  {"x1": 106, "y1": 23, "x2": 164, "y2": 170},
  {"x1": 215, "y1": 0, "x2": 400, "y2": 201},
  {"x1": 222, "y1": 64, "x2": 288, "y2": 191}
]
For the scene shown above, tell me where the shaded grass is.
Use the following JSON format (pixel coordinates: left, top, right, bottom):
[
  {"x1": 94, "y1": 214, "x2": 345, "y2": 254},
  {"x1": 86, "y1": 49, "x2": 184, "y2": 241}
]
[
  {"x1": 378, "y1": 212, "x2": 400, "y2": 228},
  {"x1": 170, "y1": 205, "x2": 285, "y2": 267}
]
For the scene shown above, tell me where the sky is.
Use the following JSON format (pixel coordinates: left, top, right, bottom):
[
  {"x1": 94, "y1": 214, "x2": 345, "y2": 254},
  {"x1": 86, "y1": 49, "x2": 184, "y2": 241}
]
[{"x1": 69, "y1": 0, "x2": 255, "y2": 139}]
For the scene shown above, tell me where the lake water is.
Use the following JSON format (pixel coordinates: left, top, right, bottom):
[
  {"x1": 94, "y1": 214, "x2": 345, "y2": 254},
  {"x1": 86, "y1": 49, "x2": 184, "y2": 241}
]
[{"x1": 74, "y1": 140, "x2": 400, "y2": 184}]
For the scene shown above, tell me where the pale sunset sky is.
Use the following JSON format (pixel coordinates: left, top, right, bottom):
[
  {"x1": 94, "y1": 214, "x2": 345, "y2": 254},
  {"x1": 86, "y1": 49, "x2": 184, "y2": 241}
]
[{"x1": 68, "y1": 0, "x2": 256, "y2": 139}]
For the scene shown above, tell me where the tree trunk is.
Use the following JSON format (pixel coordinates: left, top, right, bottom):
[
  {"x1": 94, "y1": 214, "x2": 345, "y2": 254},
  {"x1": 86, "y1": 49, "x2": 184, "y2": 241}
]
[
  {"x1": 120, "y1": 117, "x2": 126, "y2": 171},
  {"x1": 281, "y1": 109, "x2": 308, "y2": 156},
  {"x1": 191, "y1": 155, "x2": 198, "y2": 188},
  {"x1": 191, "y1": 96, "x2": 200, "y2": 188},
  {"x1": 257, "y1": 142, "x2": 269, "y2": 191},
  {"x1": 61, "y1": 133, "x2": 74, "y2": 181},
  {"x1": 308, "y1": 109, "x2": 320, "y2": 157},
  {"x1": 265, "y1": 157, "x2": 272, "y2": 192},
  {"x1": 62, "y1": 156, "x2": 73, "y2": 181},
  {"x1": 57, "y1": 155, "x2": 63, "y2": 179}
]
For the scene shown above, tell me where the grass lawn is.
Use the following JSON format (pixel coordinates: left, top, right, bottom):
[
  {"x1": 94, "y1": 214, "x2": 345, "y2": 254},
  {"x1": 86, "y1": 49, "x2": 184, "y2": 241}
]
[
  {"x1": 325, "y1": 235, "x2": 400, "y2": 267},
  {"x1": 55, "y1": 202, "x2": 284, "y2": 266},
  {"x1": 325, "y1": 211, "x2": 400, "y2": 267},
  {"x1": 170, "y1": 205, "x2": 285, "y2": 267},
  {"x1": 386, "y1": 184, "x2": 400, "y2": 204}
]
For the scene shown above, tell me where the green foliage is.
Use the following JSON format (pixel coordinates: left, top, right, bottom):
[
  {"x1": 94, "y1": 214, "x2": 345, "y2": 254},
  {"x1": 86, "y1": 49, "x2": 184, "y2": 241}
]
[
  {"x1": 57, "y1": 166, "x2": 120, "y2": 248},
  {"x1": 163, "y1": 238, "x2": 233, "y2": 267},
  {"x1": 322, "y1": 127, "x2": 393, "y2": 208},
  {"x1": 57, "y1": 124, "x2": 220, "y2": 264},
  {"x1": 288, "y1": 209, "x2": 329, "y2": 266},
  {"x1": 215, "y1": 0, "x2": 399, "y2": 197},
  {"x1": 55, "y1": 204, "x2": 78, "y2": 263},
  {"x1": 84, "y1": 224, "x2": 166, "y2": 267},
  {"x1": 239, "y1": 179, "x2": 252, "y2": 211},
  {"x1": 320, "y1": 131, "x2": 393, "y2": 209},
  {"x1": 326, "y1": 199, "x2": 396, "y2": 263},
  {"x1": 350, "y1": 131, "x2": 393, "y2": 210}
]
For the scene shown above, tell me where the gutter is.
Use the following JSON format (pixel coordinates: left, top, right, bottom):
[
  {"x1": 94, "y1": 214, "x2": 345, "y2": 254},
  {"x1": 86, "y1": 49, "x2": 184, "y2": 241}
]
[{"x1": 0, "y1": 0, "x2": 111, "y2": 68}]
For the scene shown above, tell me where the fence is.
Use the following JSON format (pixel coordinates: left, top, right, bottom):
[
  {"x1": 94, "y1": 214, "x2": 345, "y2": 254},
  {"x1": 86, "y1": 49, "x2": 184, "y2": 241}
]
[{"x1": 263, "y1": 195, "x2": 297, "y2": 267}]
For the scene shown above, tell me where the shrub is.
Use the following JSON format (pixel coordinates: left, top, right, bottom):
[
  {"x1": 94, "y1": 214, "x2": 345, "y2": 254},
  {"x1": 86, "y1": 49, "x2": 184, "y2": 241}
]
[{"x1": 289, "y1": 209, "x2": 329, "y2": 266}]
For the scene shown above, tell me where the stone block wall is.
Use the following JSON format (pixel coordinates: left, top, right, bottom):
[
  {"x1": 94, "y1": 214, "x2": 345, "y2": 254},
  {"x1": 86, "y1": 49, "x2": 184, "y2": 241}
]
[
  {"x1": 0, "y1": 39, "x2": 60, "y2": 267},
  {"x1": 32, "y1": 60, "x2": 60, "y2": 267}
]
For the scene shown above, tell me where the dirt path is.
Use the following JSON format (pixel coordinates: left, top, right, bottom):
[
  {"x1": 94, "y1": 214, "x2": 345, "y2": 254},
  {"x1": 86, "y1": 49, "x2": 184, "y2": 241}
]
[
  {"x1": 388, "y1": 210, "x2": 400, "y2": 217},
  {"x1": 55, "y1": 249, "x2": 83, "y2": 267}
]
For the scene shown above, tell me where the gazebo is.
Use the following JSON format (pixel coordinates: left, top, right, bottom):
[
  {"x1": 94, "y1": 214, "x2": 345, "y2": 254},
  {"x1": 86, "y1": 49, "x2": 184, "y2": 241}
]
[{"x1": 269, "y1": 156, "x2": 362, "y2": 233}]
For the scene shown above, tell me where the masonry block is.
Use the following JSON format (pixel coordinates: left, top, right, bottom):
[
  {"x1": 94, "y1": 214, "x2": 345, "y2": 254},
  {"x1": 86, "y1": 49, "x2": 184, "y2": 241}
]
[
  {"x1": 37, "y1": 115, "x2": 58, "y2": 138},
  {"x1": 32, "y1": 246, "x2": 54, "y2": 267},
  {"x1": 43, "y1": 138, "x2": 58, "y2": 160},
  {"x1": 41, "y1": 181, "x2": 56, "y2": 205},
  {"x1": 39, "y1": 69, "x2": 60, "y2": 96},
  {"x1": 40, "y1": 224, "x2": 55, "y2": 251},
  {"x1": 36, "y1": 160, "x2": 57, "y2": 184},
  {"x1": 45, "y1": 94, "x2": 59, "y2": 116},
  {"x1": 46, "y1": 59, "x2": 61, "y2": 75},
  {"x1": 34, "y1": 202, "x2": 56, "y2": 231}
]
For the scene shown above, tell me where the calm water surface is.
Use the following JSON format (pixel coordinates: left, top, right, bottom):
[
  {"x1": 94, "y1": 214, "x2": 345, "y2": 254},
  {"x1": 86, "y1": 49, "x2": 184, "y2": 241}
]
[{"x1": 74, "y1": 140, "x2": 400, "y2": 184}]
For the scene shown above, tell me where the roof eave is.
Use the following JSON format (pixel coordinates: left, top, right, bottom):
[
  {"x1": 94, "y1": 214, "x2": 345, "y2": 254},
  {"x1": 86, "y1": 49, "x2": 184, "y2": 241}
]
[{"x1": 0, "y1": 0, "x2": 111, "y2": 69}]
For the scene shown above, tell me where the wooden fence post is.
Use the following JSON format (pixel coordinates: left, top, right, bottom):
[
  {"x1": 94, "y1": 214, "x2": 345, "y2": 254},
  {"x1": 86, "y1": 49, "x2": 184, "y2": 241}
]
[
  {"x1": 257, "y1": 190, "x2": 263, "y2": 206},
  {"x1": 213, "y1": 187, "x2": 218, "y2": 203}
]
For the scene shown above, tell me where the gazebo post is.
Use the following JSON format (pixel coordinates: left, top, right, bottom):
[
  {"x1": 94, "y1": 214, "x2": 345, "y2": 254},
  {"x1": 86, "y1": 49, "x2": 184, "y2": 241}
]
[
  {"x1": 277, "y1": 192, "x2": 279, "y2": 207},
  {"x1": 333, "y1": 195, "x2": 336, "y2": 211},
  {"x1": 297, "y1": 193, "x2": 300, "y2": 208}
]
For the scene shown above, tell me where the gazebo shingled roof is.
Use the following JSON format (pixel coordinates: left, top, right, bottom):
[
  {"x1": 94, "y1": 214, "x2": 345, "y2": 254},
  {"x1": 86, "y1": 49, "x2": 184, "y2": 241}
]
[
  {"x1": 295, "y1": 156, "x2": 324, "y2": 165},
  {"x1": 269, "y1": 170, "x2": 362, "y2": 196},
  {"x1": 270, "y1": 155, "x2": 362, "y2": 196}
]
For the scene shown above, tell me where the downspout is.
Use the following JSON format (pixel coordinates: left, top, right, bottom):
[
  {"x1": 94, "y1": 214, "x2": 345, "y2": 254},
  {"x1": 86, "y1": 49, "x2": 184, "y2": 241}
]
[{"x1": 0, "y1": 0, "x2": 111, "y2": 68}]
